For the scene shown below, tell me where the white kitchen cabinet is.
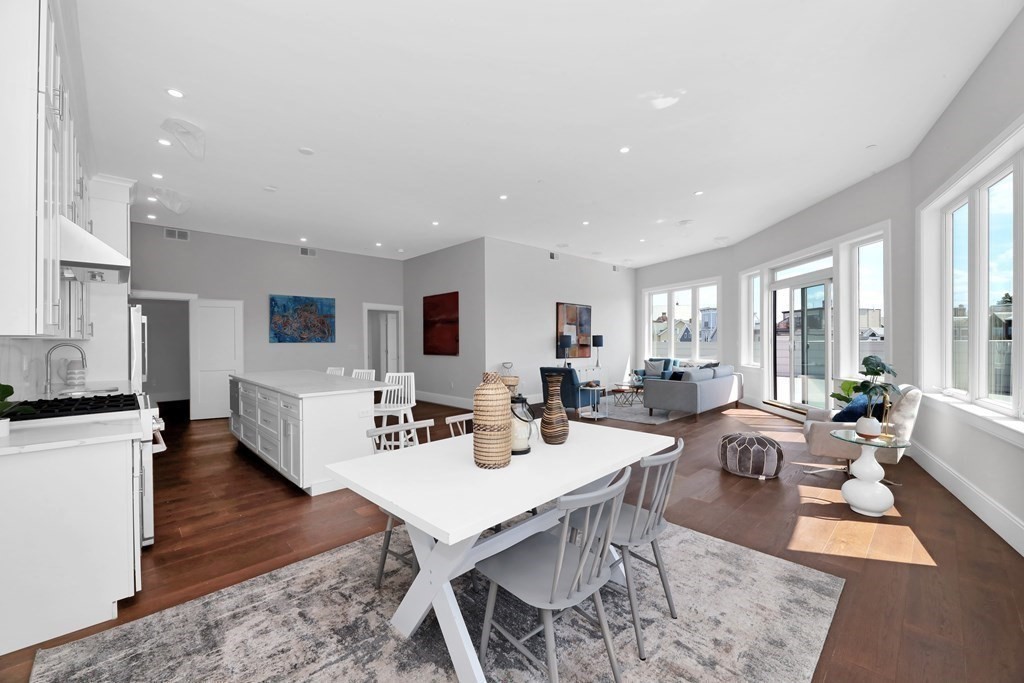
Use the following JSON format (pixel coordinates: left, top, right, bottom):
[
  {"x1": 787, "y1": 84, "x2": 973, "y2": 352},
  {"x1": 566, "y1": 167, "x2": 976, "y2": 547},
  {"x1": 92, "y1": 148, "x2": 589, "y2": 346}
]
[
  {"x1": 230, "y1": 371, "x2": 385, "y2": 495},
  {"x1": 0, "y1": 0, "x2": 89, "y2": 336}
]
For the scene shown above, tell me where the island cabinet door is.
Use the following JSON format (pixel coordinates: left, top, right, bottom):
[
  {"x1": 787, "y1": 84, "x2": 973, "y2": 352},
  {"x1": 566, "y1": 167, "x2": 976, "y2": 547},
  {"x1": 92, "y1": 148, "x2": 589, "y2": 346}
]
[{"x1": 280, "y1": 413, "x2": 303, "y2": 486}]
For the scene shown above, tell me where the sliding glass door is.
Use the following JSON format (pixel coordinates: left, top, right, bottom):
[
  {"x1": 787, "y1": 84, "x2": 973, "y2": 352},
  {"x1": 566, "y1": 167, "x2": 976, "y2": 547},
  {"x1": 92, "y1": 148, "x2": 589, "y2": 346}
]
[{"x1": 772, "y1": 279, "x2": 832, "y2": 409}]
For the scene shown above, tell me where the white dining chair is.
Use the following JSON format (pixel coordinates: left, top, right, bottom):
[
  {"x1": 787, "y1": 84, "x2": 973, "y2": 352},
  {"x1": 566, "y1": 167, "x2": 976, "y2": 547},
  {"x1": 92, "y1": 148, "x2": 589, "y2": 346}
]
[
  {"x1": 352, "y1": 369, "x2": 376, "y2": 381},
  {"x1": 611, "y1": 438, "x2": 684, "y2": 660},
  {"x1": 445, "y1": 412, "x2": 474, "y2": 437},
  {"x1": 375, "y1": 372, "x2": 416, "y2": 427},
  {"x1": 477, "y1": 467, "x2": 631, "y2": 683},
  {"x1": 368, "y1": 419, "x2": 435, "y2": 588},
  {"x1": 326, "y1": 366, "x2": 345, "y2": 376}
]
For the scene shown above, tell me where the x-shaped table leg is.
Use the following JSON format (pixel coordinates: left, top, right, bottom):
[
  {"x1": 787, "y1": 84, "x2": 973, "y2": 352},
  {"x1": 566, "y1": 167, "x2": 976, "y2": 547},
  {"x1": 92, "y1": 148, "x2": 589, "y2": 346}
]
[{"x1": 391, "y1": 528, "x2": 485, "y2": 682}]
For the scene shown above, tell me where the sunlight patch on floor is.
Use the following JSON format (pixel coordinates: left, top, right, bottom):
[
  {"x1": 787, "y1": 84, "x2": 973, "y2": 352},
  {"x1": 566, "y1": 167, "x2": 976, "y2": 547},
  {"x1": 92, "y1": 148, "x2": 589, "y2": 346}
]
[{"x1": 787, "y1": 486, "x2": 937, "y2": 566}]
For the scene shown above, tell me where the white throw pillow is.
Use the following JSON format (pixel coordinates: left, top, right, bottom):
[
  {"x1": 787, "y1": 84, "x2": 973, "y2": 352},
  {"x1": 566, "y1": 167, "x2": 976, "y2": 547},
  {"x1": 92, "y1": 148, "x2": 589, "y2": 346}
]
[{"x1": 644, "y1": 360, "x2": 664, "y2": 377}]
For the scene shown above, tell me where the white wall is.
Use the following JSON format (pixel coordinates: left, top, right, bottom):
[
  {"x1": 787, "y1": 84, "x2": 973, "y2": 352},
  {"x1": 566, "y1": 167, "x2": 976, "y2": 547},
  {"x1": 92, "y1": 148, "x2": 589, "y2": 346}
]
[
  {"x1": 130, "y1": 223, "x2": 404, "y2": 375},
  {"x1": 484, "y1": 238, "x2": 636, "y2": 403},
  {"x1": 130, "y1": 299, "x2": 189, "y2": 403},
  {"x1": 403, "y1": 238, "x2": 486, "y2": 407},
  {"x1": 635, "y1": 7, "x2": 1024, "y2": 555}
]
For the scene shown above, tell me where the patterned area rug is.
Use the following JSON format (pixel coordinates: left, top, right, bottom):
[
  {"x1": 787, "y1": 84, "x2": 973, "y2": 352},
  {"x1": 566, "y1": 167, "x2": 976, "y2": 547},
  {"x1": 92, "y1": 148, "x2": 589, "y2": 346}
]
[
  {"x1": 31, "y1": 524, "x2": 843, "y2": 682},
  {"x1": 600, "y1": 397, "x2": 689, "y2": 425}
]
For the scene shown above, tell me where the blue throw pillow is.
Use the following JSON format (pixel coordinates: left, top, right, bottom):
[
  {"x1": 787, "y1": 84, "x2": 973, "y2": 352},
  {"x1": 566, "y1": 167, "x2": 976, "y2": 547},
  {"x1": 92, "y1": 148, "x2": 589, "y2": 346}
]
[{"x1": 832, "y1": 394, "x2": 885, "y2": 422}]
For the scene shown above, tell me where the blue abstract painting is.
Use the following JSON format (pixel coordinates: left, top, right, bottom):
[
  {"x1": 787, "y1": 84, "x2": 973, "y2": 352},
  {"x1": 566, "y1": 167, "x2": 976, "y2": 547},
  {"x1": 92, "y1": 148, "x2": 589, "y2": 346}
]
[{"x1": 269, "y1": 295, "x2": 336, "y2": 343}]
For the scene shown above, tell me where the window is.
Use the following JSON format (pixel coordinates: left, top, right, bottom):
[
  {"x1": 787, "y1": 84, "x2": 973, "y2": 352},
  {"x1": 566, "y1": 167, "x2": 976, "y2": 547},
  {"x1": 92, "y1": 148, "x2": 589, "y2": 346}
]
[
  {"x1": 774, "y1": 254, "x2": 833, "y2": 281},
  {"x1": 856, "y1": 240, "x2": 886, "y2": 364},
  {"x1": 645, "y1": 282, "x2": 719, "y2": 361},
  {"x1": 950, "y1": 202, "x2": 969, "y2": 392},
  {"x1": 987, "y1": 171, "x2": 1013, "y2": 402},
  {"x1": 941, "y1": 161, "x2": 1019, "y2": 415},
  {"x1": 750, "y1": 274, "x2": 761, "y2": 365}
]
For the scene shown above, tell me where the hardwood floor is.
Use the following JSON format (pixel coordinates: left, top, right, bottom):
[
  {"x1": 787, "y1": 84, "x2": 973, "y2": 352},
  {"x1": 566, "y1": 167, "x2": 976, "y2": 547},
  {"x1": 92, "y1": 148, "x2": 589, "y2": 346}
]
[{"x1": 2, "y1": 400, "x2": 1022, "y2": 682}]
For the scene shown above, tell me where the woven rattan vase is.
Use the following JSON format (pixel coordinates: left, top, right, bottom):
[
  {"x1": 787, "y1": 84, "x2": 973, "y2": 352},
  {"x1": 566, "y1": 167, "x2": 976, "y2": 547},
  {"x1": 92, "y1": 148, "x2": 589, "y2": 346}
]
[
  {"x1": 473, "y1": 372, "x2": 512, "y2": 469},
  {"x1": 541, "y1": 373, "x2": 569, "y2": 445}
]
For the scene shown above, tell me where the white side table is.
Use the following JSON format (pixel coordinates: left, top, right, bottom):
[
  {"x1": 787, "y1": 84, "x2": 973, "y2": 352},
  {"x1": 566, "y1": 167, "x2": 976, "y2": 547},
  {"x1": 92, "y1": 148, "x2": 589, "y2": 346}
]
[
  {"x1": 578, "y1": 385, "x2": 607, "y2": 420},
  {"x1": 830, "y1": 429, "x2": 909, "y2": 517}
]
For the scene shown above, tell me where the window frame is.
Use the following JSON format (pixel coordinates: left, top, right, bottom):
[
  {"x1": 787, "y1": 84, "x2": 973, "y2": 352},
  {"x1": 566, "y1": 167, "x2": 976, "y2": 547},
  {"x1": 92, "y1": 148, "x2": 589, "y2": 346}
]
[
  {"x1": 642, "y1": 278, "x2": 721, "y2": 363},
  {"x1": 742, "y1": 271, "x2": 762, "y2": 367},
  {"x1": 939, "y1": 157, "x2": 1021, "y2": 418},
  {"x1": 849, "y1": 235, "x2": 891, "y2": 372}
]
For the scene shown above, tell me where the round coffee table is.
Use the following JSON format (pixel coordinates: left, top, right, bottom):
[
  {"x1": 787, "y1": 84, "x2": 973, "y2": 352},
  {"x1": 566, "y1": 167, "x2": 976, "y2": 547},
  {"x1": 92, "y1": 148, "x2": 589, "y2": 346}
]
[
  {"x1": 830, "y1": 429, "x2": 910, "y2": 517},
  {"x1": 613, "y1": 382, "x2": 644, "y2": 406}
]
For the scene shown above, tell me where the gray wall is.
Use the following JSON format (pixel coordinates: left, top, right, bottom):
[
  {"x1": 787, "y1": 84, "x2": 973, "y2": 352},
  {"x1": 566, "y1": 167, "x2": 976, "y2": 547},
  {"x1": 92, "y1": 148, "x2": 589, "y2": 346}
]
[
  {"x1": 402, "y1": 238, "x2": 486, "y2": 406},
  {"x1": 485, "y1": 238, "x2": 636, "y2": 402},
  {"x1": 130, "y1": 298, "x2": 189, "y2": 403},
  {"x1": 130, "y1": 223, "x2": 404, "y2": 374}
]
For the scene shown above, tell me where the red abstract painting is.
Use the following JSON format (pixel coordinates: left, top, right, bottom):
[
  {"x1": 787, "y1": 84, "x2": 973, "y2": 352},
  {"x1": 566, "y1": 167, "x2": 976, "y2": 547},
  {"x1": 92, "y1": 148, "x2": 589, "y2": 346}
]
[{"x1": 423, "y1": 291, "x2": 459, "y2": 355}]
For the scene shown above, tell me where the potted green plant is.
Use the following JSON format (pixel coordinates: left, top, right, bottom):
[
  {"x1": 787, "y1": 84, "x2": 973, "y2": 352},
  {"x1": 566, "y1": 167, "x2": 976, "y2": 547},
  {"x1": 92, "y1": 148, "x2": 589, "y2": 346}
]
[
  {"x1": 0, "y1": 383, "x2": 33, "y2": 437},
  {"x1": 829, "y1": 356, "x2": 902, "y2": 439}
]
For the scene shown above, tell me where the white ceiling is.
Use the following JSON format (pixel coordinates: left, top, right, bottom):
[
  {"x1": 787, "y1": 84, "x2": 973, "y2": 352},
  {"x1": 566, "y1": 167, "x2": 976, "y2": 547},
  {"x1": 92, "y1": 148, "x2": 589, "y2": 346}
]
[{"x1": 74, "y1": 0, "x2": 1023, "y2": 267}]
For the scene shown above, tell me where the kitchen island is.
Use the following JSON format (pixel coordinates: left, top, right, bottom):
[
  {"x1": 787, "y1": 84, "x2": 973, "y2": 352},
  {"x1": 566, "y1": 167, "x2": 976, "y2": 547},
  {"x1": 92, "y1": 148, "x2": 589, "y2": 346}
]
[{"x1": 228, "y1": 370, "x2": 389, "y2": 495}]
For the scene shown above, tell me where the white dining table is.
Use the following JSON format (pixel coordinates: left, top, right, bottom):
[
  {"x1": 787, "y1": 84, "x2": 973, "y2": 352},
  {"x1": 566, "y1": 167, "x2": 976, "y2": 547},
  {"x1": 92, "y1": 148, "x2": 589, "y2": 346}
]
[{"x1": 327, "y1": 420, "x2": 674, "y2": 682}]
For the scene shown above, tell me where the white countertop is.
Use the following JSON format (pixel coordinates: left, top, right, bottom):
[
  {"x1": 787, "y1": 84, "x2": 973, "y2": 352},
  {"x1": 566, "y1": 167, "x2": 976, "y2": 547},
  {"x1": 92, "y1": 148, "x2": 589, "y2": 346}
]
[
  {"x1": 0, "y1": 416, "x2": 145, "y2": 457},
  {"x1": 230, "y1": 370, "x2": 390, "y2": 398}
]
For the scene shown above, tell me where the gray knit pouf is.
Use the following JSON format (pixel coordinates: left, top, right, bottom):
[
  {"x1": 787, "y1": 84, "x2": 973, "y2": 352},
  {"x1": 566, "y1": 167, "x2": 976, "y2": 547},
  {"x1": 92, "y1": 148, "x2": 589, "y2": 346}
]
[{"x1": 718, "y1": 432, "x2": 784, "y2": 480}]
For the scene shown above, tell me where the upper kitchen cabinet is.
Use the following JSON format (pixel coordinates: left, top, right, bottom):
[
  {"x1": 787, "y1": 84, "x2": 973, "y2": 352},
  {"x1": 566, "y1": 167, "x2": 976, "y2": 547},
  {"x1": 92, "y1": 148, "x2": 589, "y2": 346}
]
[{"x1": 0, "y1": 0, "x2": 92, "y2": 336}]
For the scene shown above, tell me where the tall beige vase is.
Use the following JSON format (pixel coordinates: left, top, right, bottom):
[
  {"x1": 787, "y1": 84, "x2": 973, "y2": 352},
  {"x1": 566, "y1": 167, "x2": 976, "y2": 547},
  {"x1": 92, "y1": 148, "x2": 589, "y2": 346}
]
[{"x1": 473, "y1": 372, "x2": 512, "y2": 468}]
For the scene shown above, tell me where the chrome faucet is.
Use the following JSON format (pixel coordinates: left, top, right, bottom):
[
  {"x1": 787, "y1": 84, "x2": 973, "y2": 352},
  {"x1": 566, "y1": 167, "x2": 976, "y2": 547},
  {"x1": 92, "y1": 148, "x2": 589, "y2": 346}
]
[{"x1": 45, "y1": 343, "x2": 87, "y2": 397}]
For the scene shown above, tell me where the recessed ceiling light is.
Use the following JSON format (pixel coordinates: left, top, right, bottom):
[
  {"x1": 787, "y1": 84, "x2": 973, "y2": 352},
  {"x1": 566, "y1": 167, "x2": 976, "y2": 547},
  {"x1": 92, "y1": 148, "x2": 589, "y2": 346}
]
[
  {"x1": 146, "y1": 214, "x2": 156, "y2": 220},
  {"x1": 432, "y1": 221, "x2": 439, "y2": 226},
  {"x1": 375, "y1": 242, "x2": 382, "y2": 247},
  {"x1": 714, "y1": 236, "x2": 731, "y2": 245},
  {"x1": 264, "y1": 185, "x2": 278, "y2": 192},
  {"x1": 157, "y1": 138, "x2": 171, "y2": 146},
  {"x1": 619, "y1": 147, "x2": 630, "y2": 154},
  {"x1": 639, "y1": 238, "x2": 646, "y2": 243},
  {"x1": 151, "y1": 173, "x2": 163, "y2": 179},
  {"x1": 693, "y1": 190, "x2": 704, "y2": 196},
  {"x1": 166, "y1": 88, "x2": 184, "y2": 98},
  {"x1": 147, "y1": 196, "x2": 157, "y2": 202},
  {"x1": 498, "y1": 195, "x2": 508, "y2": 200},
  {"x1": 300, "y1": 237, "x2": 307, "y2": 242},
  {"x1": 655, "y1": 218, "x2": 665, "y2": 224},
  {"x1": 591, "y1": 251, "x2": 602, "y2": 256},
  {"x1": 398, "y1": 248, "x2": 405, "y2": 253},
  {"x1": 298, "y1": 147, "x2": 315, "y2": 155},
  {"x1": 582, "y1": 221, "x2": 589, "y2": 226}
]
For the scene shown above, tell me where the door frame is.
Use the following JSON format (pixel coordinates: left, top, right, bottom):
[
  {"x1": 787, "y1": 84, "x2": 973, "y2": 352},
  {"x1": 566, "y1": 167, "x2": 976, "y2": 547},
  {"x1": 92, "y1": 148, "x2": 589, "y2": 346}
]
[
  {"x1": 363, "y1": 303, "x2": 404, "y2": 372},
  {"x1": 189, "y1": 298, "x2": 244, "y2": 420},
  {"x1": 769, "y1": 271, "x2": 833, "y2": 410}
]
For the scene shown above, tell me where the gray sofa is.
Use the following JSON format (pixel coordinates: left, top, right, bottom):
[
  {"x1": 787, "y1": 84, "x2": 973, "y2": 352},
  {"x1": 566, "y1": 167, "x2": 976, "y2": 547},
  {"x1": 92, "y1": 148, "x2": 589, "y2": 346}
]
[{"x1": 643, "y1": 364, "x2": 744, "y2": 420}]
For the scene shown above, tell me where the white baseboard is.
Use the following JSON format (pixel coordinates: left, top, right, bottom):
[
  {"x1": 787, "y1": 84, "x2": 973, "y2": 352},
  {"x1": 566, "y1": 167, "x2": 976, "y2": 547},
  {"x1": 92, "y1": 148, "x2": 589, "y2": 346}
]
[
  {"x1": 416, "y1": 391, "x2": 473, "y2": 411},
  {"x1": 909, "y1": 443, "x2": 1024, "y2": 557}
]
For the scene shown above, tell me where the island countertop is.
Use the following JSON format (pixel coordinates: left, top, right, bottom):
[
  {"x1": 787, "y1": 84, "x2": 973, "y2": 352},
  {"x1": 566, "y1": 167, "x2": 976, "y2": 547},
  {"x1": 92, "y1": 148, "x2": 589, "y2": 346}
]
[{"x1": 229, "y1": 370, "x2": 390, "y2": 398}]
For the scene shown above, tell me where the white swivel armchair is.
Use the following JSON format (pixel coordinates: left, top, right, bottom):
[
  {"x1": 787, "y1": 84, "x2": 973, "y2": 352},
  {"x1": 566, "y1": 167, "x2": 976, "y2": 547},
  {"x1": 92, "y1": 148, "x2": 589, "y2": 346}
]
[{"x1": 802, "y1": 383, "x2": 923, "y2": 469}]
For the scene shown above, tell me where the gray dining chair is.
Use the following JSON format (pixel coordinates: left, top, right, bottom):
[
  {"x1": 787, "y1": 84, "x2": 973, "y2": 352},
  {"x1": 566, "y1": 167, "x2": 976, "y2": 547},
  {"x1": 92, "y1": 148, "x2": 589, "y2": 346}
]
[
  {"x1": 326, "y1": 366, "x2": 345, "y2": 376},
  {"x1": 352, "y1": 368, "x2": 376, "y2": 381},
  {"x1": 476, "y1": 467, "x2": 632, "y2": 683},
  {"x1": 611, "y1": 437, "x2": 684, "y2": 660},
  {"x1": 445, "y1": 412, "x2": 474, "y2": 437},
  {"x1": 367, "y1": 419, "x2": 435, "y2": 588}
]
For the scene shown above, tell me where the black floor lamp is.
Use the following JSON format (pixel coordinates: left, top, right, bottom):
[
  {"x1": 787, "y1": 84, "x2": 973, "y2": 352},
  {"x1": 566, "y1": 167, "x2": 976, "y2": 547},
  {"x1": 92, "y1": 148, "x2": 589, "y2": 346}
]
[{"x1": 593, "y1": 335, "x2": 604, "y2": 368}]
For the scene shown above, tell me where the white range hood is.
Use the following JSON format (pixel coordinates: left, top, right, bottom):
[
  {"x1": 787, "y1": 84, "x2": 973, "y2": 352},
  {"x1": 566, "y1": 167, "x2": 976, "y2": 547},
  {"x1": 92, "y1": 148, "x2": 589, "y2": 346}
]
[{"x1": 59, "y1": 216, "x2": 130, "y2": 284}]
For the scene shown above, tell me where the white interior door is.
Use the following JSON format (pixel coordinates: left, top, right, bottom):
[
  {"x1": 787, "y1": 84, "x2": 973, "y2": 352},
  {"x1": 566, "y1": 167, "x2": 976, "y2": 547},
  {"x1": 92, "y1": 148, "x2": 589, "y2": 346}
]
[
  {"x1": 189, "y1": 298, "x2": 244, "y2": 420},
  {"x1": 384, "y1": 312, "x2": 399, "y2": 373}
]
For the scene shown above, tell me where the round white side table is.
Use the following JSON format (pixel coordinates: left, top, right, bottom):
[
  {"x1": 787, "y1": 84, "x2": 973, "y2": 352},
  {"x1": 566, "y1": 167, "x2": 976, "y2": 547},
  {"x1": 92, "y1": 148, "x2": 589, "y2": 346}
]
[{"x1": 830, "y1": 429, "x2": 909, "y2": 517}]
